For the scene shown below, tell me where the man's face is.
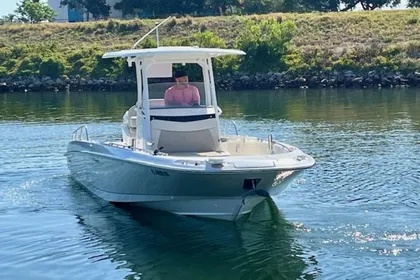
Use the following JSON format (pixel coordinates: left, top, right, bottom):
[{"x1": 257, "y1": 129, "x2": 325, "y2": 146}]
[{"x1": 176, "y1": 75, "x2": 188, "y2": 85}]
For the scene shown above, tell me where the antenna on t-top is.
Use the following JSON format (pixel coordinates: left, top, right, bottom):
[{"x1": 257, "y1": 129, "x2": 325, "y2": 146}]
[{"x1": 132, "y1": 16, "x2": 172, "y2": 49}]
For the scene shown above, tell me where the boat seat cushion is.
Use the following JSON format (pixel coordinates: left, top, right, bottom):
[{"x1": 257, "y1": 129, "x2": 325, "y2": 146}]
[
  {"x1": 157, "y1": 129, "x2": 218, "y2": 153},
  {"x1": 151, "y1": 118, "x2": 220, "y2": 153}
]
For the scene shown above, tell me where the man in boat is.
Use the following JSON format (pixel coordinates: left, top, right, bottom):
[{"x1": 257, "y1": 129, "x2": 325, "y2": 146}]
[{"x1": 164, "y1": 70, "x2": 200, "y2": 106}]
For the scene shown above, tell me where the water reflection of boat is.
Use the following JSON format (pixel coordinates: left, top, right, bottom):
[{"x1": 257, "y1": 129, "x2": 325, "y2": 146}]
[{"x1": 71, "y1": 182, "x2": 315, "y2": 280}]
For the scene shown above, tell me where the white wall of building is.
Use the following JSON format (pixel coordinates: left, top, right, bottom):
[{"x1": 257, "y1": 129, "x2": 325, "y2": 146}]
[
  {"x1": 107, "y1": 0, "x2": 123, "y2": 19},
  {"x1": 48, "y1": 0, "x2": 69, "y2": 22}
]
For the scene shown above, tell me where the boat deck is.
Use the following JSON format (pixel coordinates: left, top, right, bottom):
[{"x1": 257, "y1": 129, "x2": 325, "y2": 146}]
[{"x1": 105, "y1": 142, "x2": 231, "y2": 157}]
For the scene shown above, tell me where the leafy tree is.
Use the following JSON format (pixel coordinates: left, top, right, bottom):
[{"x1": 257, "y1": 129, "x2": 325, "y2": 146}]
[
  {"x1": 284, "y1": 0, "x2": 401, "y2": 11},
  {"x1": 407, "y1": 0, "x2": 420, "y2": 7},
  {"x1": 86, "y1": 0, "x2": 110, "y2": 18},
  {"x1": 284, "y1": 0, "x2": 340, "y2": 12},
  {"x1": 0, "y1": 14, "x2": 16, "y2": 24},
  {"x1": 60, "y1": 0, "x2": 110, "y2": 20},
  {"x1": 14, "y1": 0, "x2": 57, "y2": 23},
  {"x1": 205, "y1": 0, "x2": 243, "y2": 14},
  {"x1": 114, "y1": 0, "x2": 246, "y2": 16},
  {"x1": 242, "y1": 0, "x2": 284, "y2": 14},
  {"x1": 340, "y1": 0, "x2": 401, "y2": 11},
  {"x1": 114, "y1": 0, "x2": 145, "y2": 17},
  {"x1": 71, "y1": 0, "x2": 419, "y2": 19},
  {"x1": 152, "y1": 0, "x2": 204, "y2": 15},
  {"x1": 114, "y1": 0, "x2": 208, "y2": 17}
]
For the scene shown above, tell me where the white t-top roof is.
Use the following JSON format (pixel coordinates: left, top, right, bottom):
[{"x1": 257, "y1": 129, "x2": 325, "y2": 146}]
[{"x1": 102, "y1": 46, "x2": 246, "y2": 60}]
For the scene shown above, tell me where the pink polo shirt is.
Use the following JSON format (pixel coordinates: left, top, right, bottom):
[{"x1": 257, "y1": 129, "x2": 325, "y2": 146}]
[{"x1": 164, "y1": 85, "x2": 200, "y2": 106}]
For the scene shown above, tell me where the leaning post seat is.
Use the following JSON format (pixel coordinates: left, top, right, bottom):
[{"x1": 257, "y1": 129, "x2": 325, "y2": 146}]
[{"x1": 149, "y1": 106, "x2": 222, "y2": 153}]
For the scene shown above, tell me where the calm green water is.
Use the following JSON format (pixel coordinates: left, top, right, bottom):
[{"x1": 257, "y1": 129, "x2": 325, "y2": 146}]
[{"x1": 1, "y1": 88, "x2": 420, "y2": 280}]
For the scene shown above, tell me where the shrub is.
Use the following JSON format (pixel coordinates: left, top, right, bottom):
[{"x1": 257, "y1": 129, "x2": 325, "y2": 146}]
[
  {"x1": 193, "y1": 31, "x2": 226, "y2": 48},
  {"x1": 107, "y1": 19, "x2": 119, "y2": 31},
  {"x1": 284, "y1": 49, "x2": 312, "y2": 74},
  {"x1": 213, "y1": 55, "x2": 240, "y2": 74},
  {"x1": 407, "y1": 17, "x2": 418, "y2": 25},
  {"x1": 235, "y1": 18, "x2": 296, "y2": 73},
  {"x1": 91, "y1": 53, "x2": 127, "y2": 78},
  {"x1": 405, "y1": 41, "x2": 420, "y2": 59},
  {"x1": 118, "y1": 19, "x2": 143, "y2": 33},
  {"x1": 39, "y1": 56, "x2": 65, "y2": 78},
  {"x1": 3, "y1": 59, "x2": 18, "y2": 72},
  {"x1": 0, "y1": 66, "x2": 8, "y2": 77},
  {"x1": 10, "y1": 44, "x2": 30, "y2": 59},
  {"x1": 167, "y1": 18, "x2": 177, "y2": 29},
  {"x1": 199, "y1": 23, "x2": 207, "y2": 32},
  {"x1": 16, "y1": 57, "x2": 38, "y2": 76},
  {"x1": 79, "y1": 66, "x2": 92, "y2": 76},
  {"x1": 0, "y1": 48, "x2": 11, "y2": 62},
  {"x1": 181, "y1": 16, "x2": 193, "y2": 26}
]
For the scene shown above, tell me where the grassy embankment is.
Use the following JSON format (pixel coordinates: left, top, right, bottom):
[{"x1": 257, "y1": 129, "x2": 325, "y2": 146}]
[{"x1": 0, "y1": 9, "x2": 419, "y2": 79}]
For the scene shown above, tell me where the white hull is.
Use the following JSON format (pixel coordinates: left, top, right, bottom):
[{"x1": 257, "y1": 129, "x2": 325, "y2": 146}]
[{"x1": 66, "y1": 140, "x2": 308, "y2": 221}]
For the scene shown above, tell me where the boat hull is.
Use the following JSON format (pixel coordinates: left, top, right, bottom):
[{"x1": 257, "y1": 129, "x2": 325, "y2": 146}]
[{"x1": 66, "y1": 141, "x2": 304, "y2": 221}]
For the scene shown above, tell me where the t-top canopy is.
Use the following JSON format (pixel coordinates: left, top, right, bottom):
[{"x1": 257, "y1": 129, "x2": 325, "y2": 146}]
[{"x1": 102, "y1": 46, "x2": 246, "y2": 60}]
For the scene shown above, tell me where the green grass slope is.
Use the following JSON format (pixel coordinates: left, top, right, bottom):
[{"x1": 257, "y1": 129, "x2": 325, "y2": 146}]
[{"x1": 0, "y1": 9, "x2": 419, "y2": 79}]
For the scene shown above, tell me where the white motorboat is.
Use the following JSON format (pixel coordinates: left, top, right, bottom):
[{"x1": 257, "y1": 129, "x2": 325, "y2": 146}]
[{"x1": 65, "y1": 18, "x2": 315, "y2": 221}]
